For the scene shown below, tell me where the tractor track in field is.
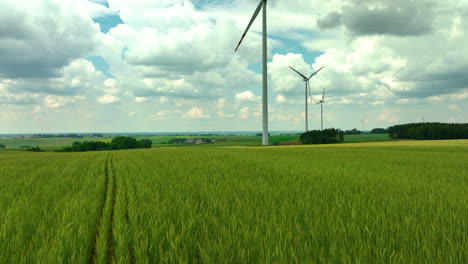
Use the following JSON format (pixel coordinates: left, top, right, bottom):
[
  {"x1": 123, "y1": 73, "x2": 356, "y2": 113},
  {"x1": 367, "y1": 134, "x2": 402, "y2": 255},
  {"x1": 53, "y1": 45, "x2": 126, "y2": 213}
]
[
  {"x1": 124, "y1": 184, "x2": 135, "y2": 264},
  {"x1": 107, "y1": 155, "x2": 116, "y2": 263},
  {"x1": 90, "y1": 154, "x2": 116, "y2": 264}
]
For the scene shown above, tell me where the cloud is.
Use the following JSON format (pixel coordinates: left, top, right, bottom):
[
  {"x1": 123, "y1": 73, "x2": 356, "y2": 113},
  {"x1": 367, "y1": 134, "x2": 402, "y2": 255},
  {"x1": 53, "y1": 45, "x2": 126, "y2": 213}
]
[
  {"x1": 98, "y1": 94, "x2": 120, "y2": 104},
  {"x1": 275, "y1": 94, "x2": 286, "y2": 103},
  {"x1": 378, "y1": 109, "x2": 400, "y2": 123},
  {"x1": 217, "y1": 98, "x2": 226, "y2": 109},
  {"x1": 160, "y1": 96, "x2": 170, "y2": 103},
  {"x1": 105, "y1": 2, "x2": 237, "y2": 73},
  {"x1": 318, "y1": 0, "x2": 434, "y2": 37},
  {"x1": 448, "y1": 104, "x2": 460, "y2": 111},
  {"x1": 271, "y1": 114, "x2": 294, "y2": 121},
  {"x1": 149, "y1": 110, "x2": 181, "y2": 120},
  {"x1": 3, "y1": 59, "x2": 107, "y2": 96},
  {"x1": 238, "y1": 106, "x2": 249, "y2": 119},
  {"x1": 43, "y1": 95, "x2": 84, "y2": 108},
  {"x1": 0, "y1": 0, "x2": 100, "y2": 78},
  {"x1": 134, "y1": 97, "x2": 148, "y2": 103},
  {"x1": 182, "y1": 107, "x2": 210, "y2": 119},
  {"x1": 317, "y1": 11, "x2": 342, "y2": 30},
  {"x1": 235, "y1": 90, "x2": 260, "y2": 102}
]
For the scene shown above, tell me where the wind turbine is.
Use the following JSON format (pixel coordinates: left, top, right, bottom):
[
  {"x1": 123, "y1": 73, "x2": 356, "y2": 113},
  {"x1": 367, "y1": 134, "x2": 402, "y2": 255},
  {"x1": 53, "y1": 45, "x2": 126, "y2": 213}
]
[
  {"x1": 235, "y1": 0, "x2": 269, "y2": 145},
  {"x1": 316, "y1": 88, "x2": 328, "y2": 130},
  {"x1": 289, "y1": 66, "x2": 324, "y2": 132}
]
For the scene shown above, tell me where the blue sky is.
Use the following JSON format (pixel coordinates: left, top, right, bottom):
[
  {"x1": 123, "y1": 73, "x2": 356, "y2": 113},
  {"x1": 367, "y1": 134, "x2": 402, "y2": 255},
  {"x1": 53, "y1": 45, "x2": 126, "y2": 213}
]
[{"x1": 0, "y1": 0, "x2": 467, "y2": 133}]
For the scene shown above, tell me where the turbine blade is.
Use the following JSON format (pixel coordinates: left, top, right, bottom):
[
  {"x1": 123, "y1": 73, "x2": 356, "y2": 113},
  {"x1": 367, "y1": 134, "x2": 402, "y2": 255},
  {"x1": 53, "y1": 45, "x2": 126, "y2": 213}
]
[
  {"x1": 324, "y1": 101, "x2": 330, "y2": 111},
  {"x1": 308, "y1": 66, "x2": 324, "y2": 79},
  {"x1": 322, "y1": 88, "x2": 325, "y2": 101},
  {"x1": 289, "y1": 66, "x2": 307, "y2": 80},
  {"x1": 307, "y1": 80, "x2": 312, "y2": 103},
  {"x1": 234, "y1": 0, "x2": 264, "y2": 52}
]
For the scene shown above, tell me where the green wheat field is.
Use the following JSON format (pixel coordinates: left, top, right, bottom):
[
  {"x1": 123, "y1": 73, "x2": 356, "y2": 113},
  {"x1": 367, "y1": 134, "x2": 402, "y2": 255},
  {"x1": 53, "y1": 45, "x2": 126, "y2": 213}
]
[{"x1": 1, "y1": 140, "x2": 467, "y2": 263}]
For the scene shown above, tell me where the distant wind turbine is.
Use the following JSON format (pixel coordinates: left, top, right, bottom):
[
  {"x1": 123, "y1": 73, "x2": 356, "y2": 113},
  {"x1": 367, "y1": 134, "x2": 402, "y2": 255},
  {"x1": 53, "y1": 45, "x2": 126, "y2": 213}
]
[
  {"x1": 316, "y1": 88, "x2": 329, "y2": 130},
  {"x1": 234, "y1": 0, "x2": 269, "y2": 145},
  {"x1": 289, "y1": 66, "x2": 324, "y2": 132}
]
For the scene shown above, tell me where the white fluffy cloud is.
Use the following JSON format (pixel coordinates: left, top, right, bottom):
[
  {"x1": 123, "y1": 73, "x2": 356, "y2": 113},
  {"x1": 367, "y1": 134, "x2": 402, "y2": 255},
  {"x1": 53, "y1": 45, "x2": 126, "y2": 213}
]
[
  {"x1": 238, "y1": 106, "x2": 249, "y2": 119},
  {"x1": 44, "y1": 95, "x2": 84, "y2": 108},
  {"x1": 134, "y1": 97, "x2": 148, "y2": 103},
  {"x1": 235, "y1": 91, "x2": 260, "y2": 102},
  {"x1": 98, "y1": 94, "x2": 120, "y2": 104},
  {"x1": 182, "y1": 107, "x2": 210, "y2": 119},
  {"x1": 275, "y1": 94, "x2": 286, "y2": 104}
]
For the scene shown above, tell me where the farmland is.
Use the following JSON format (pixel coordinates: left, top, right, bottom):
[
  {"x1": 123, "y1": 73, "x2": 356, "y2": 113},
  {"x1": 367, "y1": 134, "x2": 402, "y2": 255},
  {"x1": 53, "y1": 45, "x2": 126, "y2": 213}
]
[
  {"x1": 0, "y1": 133, "x2": 391, "y2": 150},
  {"x1": 1, "y1": 140, "x2": 467, "y2": 263}
]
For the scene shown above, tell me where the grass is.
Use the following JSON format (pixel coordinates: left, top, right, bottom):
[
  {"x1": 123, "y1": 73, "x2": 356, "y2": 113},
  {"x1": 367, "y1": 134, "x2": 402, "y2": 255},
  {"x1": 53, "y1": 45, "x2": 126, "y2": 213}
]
[{"x1": 1, "y1": 140, "x2": 467, "y2": 262}]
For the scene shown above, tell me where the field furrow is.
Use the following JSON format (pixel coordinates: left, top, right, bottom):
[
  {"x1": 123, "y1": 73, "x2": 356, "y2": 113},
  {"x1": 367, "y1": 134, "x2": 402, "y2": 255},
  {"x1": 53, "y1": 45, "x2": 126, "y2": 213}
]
[
  {"x1": 91, "y1": 154, "x2": 117, "y2": 264},
  {"x1": 90, "y1": 155, "x2": 110, "y2": 264}
]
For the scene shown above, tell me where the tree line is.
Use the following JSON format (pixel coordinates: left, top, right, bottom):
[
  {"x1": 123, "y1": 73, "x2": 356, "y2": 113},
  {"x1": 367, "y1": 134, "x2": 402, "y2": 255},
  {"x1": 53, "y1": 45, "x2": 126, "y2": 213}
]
[
  {"x1": 388, "y1": 123, "x2": 468, "y2": 140},
  {"x1": 32, "y1": 133, "x2": 104, "y2": 138},
  {"x1": 59, "y1": 136, "x2": 152, "y2": 152},
  {"x1": 300, "y1": 128, "x2": 344, "y2": 144},
  {"x1": 370, "y1": 128, "x2": 388, "y2": 134},
  {"x1": 343, "y1": 128, "x2": 389, "y2": 135}
]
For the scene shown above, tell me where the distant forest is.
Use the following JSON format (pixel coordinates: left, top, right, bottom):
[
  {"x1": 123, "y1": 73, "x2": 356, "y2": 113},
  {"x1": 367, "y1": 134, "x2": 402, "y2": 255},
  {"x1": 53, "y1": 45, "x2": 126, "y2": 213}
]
[
  {"x1": 59, "y1": 136, "x2": 152, "y2": 152},
  {"x1": 388, "y1": 123, "x2": 468, "y2": 140},
  {"x1": 33, "y1": 133, "x2": 104, "y2": 138}
]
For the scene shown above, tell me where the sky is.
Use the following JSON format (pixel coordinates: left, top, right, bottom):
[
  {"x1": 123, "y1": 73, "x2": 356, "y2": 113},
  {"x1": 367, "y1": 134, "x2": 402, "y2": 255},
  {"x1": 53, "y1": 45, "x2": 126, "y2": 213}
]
[{"x1": 1, "y1": 0, "x2": 467, "y2": 133}]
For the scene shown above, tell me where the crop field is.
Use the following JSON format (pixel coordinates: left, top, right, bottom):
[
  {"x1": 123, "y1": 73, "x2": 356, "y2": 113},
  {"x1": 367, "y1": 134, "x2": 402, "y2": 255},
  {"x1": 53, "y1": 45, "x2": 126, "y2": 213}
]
[
  {"x1": 1, "y1": 140, "x2": 467, "y2": 263},
  {"x1": 0, "y1": 136, "x2": 113, "y2": 151},
  {"x1": 0, "y1": 133, "x2": 393, "y2": 150},
  {"x1": 343, "y1": 133, "x2": 392, "y2": 143}
]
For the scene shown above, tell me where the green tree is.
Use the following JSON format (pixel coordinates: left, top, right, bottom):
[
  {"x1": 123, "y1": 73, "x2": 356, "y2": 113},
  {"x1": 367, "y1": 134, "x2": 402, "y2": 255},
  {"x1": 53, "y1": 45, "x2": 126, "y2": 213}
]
[
  {"x1": 0, "y1": 143, "x2": 5, "y2": 149},
  {"x1": 138, "y1": 139, "x2": 152, "y2": 148},
  {"x1": 111, "y1": 136, "x2": 138, "y2": 150},
  {"x1": 300, "y1": 128, "x2": 344, "y2": 144}
]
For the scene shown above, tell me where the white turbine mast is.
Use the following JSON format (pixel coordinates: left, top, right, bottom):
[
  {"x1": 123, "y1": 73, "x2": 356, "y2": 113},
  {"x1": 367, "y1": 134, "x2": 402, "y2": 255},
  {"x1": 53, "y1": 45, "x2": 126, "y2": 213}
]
[
  {"x1": 289, "y1": 66, "x2": 324, "y2": 132},
  {"x1": 234, "y1": 0, "x2": 269, "y2": 145}
]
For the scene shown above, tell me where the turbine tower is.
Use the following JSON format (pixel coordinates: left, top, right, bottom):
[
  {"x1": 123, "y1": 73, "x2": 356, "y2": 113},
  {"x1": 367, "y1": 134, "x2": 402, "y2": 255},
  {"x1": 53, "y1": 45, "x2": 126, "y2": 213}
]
[
  {"x1": 316, "y1": 88, "x2": 328, "y2": 130},
  {"x1": 289, "y1": 66, "x2": 324, "y2": 132},
  {"x1": 235, "y1": 0, "x2": 269, "y2": 145}
]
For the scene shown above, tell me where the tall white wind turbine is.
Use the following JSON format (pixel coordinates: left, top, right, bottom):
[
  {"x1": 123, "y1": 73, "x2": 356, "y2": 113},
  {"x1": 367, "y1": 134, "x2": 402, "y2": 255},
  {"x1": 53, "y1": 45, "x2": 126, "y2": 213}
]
[
  {"x1": 289, "y1": 66, "x2": 324, "y2": 132},
  {"x1": 316, "y1": 88, "x2": 328, "y2": 130},
  {"x1": 234, "y1": 0, "x2": 269, "y2": 145}
]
